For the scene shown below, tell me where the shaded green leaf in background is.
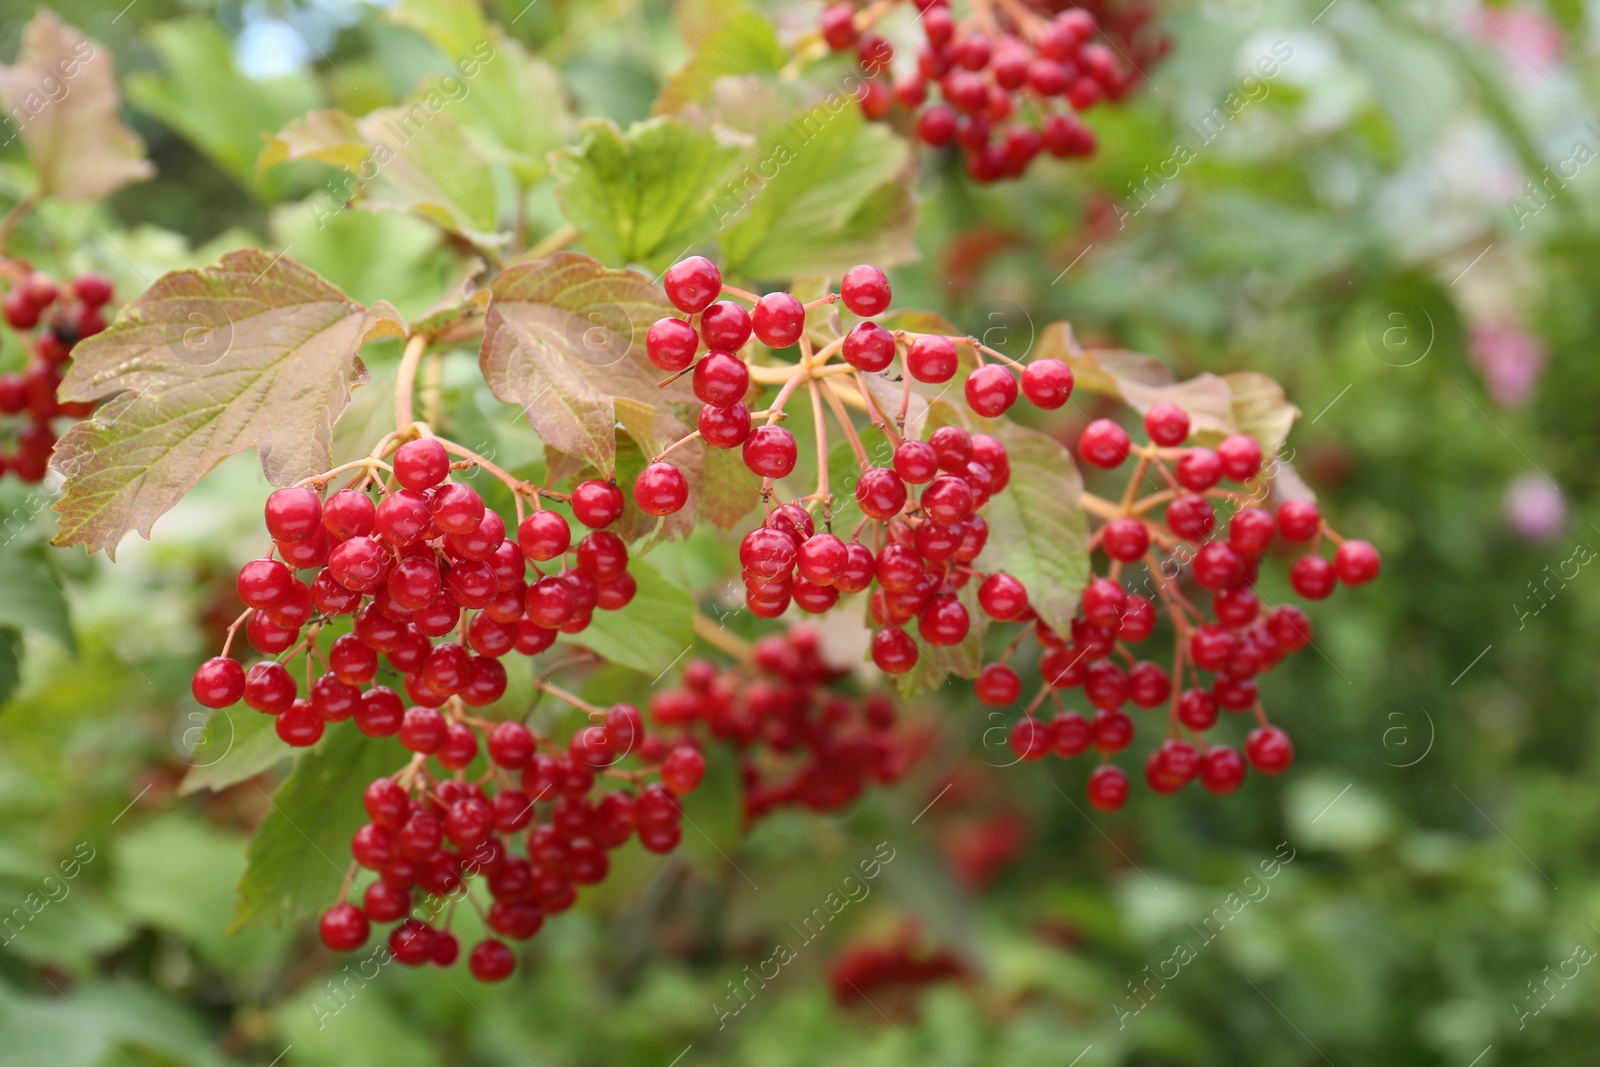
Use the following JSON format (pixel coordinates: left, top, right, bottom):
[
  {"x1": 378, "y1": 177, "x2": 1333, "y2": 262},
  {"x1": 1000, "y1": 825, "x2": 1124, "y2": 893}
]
[{"x1": 564, "y1": 557, "x2": 695, "y2": 677}]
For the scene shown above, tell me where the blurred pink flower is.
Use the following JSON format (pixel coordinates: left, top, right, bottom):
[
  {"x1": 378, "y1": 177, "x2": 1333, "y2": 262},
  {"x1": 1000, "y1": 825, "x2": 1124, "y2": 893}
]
[
  {"x1": 1469, "y1": 322, "x2": 1547, "y2": 408},
  {"x1": 1464, "y1": 7, "x2": 1565, "y2": 89},
  {"x1": 1503, "y1": 472, "x2": 1566, "y2": 543}
]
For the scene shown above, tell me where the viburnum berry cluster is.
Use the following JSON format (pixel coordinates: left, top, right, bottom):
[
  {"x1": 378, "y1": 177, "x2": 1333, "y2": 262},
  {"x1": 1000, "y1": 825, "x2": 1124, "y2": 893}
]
[
  {"x1": 639, "y1": 252, "x2": 1379, "y2": 813},
  {"x1": 816, "y1": 0, "x2": 1167, "y2": 181},
  {"x1": 647, "y1": 626, "x2": 911, "y2": 823},
  {"x1": 0, "y1": 266, "x2": 110, "y2": 481},
  {"x1": 984, "y1": 404, "x2": 1381, "y2": 811}
]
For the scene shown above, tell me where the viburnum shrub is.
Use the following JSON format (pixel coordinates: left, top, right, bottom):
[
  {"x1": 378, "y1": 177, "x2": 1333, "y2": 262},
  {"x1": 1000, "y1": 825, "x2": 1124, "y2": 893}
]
[
  {"x1": 50, "y1": 244, "x2": 1372, "y2": 981},
  {"x1": 0, "y1": 265, "x2": 110, "y2": 480},
  {"x1": 812, "y1": 0, "x2": 1168, "y2": 181}
]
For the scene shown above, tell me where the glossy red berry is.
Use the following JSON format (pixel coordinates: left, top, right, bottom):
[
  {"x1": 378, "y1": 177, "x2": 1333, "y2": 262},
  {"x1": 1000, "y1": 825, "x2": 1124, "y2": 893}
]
[
  {"x1": 906, "y1": 335, "x2": 957, "y2": 383},
  {"x1": 1140, "y1": 405, "x2": 1186, "y2": 448},
  {"x1": 742, "y1": 425, "x2": 798, "y2": 479},
  {"x1": 965, "y1": 365, "x2": 1018, "y2": 417},
  {"x1": 821, "y1": 2, "x2": 858, "y2": 50},
  {"x1": 662, "y1": 746, "x2": 707, "y2": 794},
  {"x1": 1177, "y1": 688, "x2": 1218, "y2": 730},
  {"x1": 870, "y1": 627, "x2": 918, "y2": 674},
  {"x1": 319, "y1": 904, "x2": 370, "y2": 951},
  {"x1": 1101, "y1": 517, "x2": 1150, "y2": 561},
  {"x1": 394, "y1": 438, "x2": 451, "y2": 491},
  {"x1": 192, "y1": 657, "x2": 245, "y2": 708},
  {"x1": 698, "y1": 400, "x2": 752, "y2": 448},
  {"x1": 1334, "y1": 539, "x2": 1380, "y2": 585},
  {"x1": 840, "y1": 265, "x2": 891, "y2": 316},
  {"x1": 1246, "y1": 726, "x2": 1294, "y2": 774},
  {"x1": 1276, "y1": 499, "x2": 1321, "y2": 542},
  {"x1": 1021, "y1": 359, "x2": 1074, "y2": 408},
  {"x1": 634, "y1": 462, "x2": 689, "y2": 516},
  {"x1": 518, "y1": 510, "x2": 571, "y2": 560},
  {"x1": 264, "y1": 487, "x2": 323, "y2": 543},
  {"x1": 977, "y1": 573, "x2": 1027, "y2": 620},
  {"x1": 664, "y1": 256, "x2": 721, "y2": 314},
  {"x1": 571, "y1": 480, "x2": 624, "y2": 528},
  {"x1": 751, "y1": 292, "x2": 805, "y2": 348},
  {"x1": 842, "y1": 321, "x2": 896, "y2": 372},
  {"x1": 647, "y1": 317, "x2": 698, "y2": 371},
  {"x1": 1078, "y1": 419, "x2": 1130, "y2": 468},
  {"x1": 1175, "y1": 447, "x2": 1222, "y2": 491},
  {"x1": 976, "y1": 663, "x2": 1021, "y2": 706},
  {"x1": 1087, "y1": 764, "x2": 1129, "y2": 812},
  {"x1": 918, "y1": 596, "x2": 970, "y2": 646},
  {"x1": 700, "y1": 300, "x2": 753, "y2": 351},
  {"x1": 893, "y1": 440, "x2": 939, "y2": 484},
  {"x1": 693, "y1": 350, "x2": 750, "y2": 407},
  {"x1": 1010, "y1": 715, "x2": 1050, "y2": 761},
  {"x1": 1201, "y1": 746, "x2": 1246, "y2": 794},
  {"x1": 1229, "y1": 507, "x2": 1275, "y2": 556},
  {"x1": 856, "y1": 467, "x2": 907, "y2": 520},
  {"x1": 1289, "y1": 554, "x2": 1336, "y2": 599},
  {"x1": 1217, "y1": 434, "x2": 1263, "y2": 481},
  {"x1": 470, "y1": 939, "x2": 516, "y2": 981}
]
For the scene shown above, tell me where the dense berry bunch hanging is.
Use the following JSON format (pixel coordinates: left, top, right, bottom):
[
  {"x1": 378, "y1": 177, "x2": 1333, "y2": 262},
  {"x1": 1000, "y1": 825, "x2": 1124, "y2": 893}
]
[
  {"x1": 639, "y1": 252, "x2": 1379, "y2": 813},
  {"x1": 815, "y1": 0, "x2": 1166, "y2": 181},
  {"x1": 0, "y1": 266, "x2": 110, "y2": 481}
]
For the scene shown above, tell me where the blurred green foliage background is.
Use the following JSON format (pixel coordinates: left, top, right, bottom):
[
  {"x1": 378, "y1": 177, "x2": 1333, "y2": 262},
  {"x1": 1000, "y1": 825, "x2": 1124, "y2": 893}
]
[{"x1": 0, "y1": 0, "x2": 1596, "y2": 1064}]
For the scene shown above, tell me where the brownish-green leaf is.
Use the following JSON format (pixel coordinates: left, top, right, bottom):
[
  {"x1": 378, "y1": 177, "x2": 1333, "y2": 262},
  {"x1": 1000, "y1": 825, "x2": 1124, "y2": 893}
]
[
  {"x1": 52, "y1": 250, "x2": 404, "y2": 556},
  {"x1": 0, "y1": 12, "x2": 153, "y2": 201},
  {"x1": 479, "y1": 252, "x2": 686, "y2": 479},
  {"x1": 976, "y1": 422, "x2": 1090, "y2": 638}
]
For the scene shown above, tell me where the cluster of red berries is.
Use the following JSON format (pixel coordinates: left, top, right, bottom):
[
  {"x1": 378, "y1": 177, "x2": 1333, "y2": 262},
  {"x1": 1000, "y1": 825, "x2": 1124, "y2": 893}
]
[
  {"x1": 189, "y1": 437, "x2": 645, "y2": 747},
  {"x1": 312, "y1": 704, "x2": 707, "y2": 983},
  {"x1": 642, "y1": 255, "x2": 1073, "y2": 635},
  {"x1": 978, "y1": 402, "x2": 1380, "y2": 810},
  {"x1": 0, "y1": 270, "x2": 110, "y2": 481},
  {"x1": 647, "y1": 626, "x2": 911, "y2": 822},
  {"x1": 819, "y1": 0, "x2": 1153, "y2": 181}
]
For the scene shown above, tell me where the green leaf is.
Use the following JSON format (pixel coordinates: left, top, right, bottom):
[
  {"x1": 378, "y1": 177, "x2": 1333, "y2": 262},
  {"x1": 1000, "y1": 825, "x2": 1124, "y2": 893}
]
[
  {"x1": 177, "y1": 708, "x2": 289, "y2": 797},
  {"x1": 261, "y1": 105, "x2": 505, "y2": 247},
  {"x1": 718, "y1": 100, "x2": 915, "y2": 279},
  {"x1": 553, "y1": 116, "x2": 746, "y2": 271},
  {"x1": 125, "y1": 19, "x2": 322, "y2": 191},
  {"x1": 385, "y1": 0, "x2": 487, "y2": 57},
  {"x1": 450, "y1": 29, "x2": 572, "y2": 184},
  {"x1": 0, "y1": 13, "x2": 152, "y2": 202},
  {"x1": 1224, "y1": 371, "x2": 1301, "y2": 456},
  {"x1": 51, "y1": 250, "x2": 405, "y2": 557},
  {"x1": 0, "y1": 629, "x2": 19, "y2": 708},
  {"x1": 696, "y1": 443, "x2": 763, "y2": 529},
  {"x1": 975, "y1": 422, "x2": 1090, "y2": 638},
  {"x1": 234, "y1": 729, "x2": 406, "y2": 931},
  {"x1": 562, "y1": 557, "x2": 694, "y2": 677},
  {"x1": 478, "y1": 252, "x2": 684, "y2": 479},
  {"x1": 655, "y1": 11, "x2": 787, "y2": 115},
  {"x1": 0, "y1": 541, "x2": 74, "y2": 652}
]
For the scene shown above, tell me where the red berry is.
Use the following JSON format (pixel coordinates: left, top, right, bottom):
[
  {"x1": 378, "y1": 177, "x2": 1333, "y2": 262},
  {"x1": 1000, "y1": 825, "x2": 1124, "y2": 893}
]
[
  {"x1": 647, "y1": 317, "x2": 698, "y2": 371},
  {"x1": 1081, "y1": 577, "x2": 1126, "y2": 628},
  {"x1": 856, "y1": 467, "x2": 907, "y2": 520},
  {"x1": 1201, "y1": 746, "x2": 1246, "y2": 794},
  {"x1": 842, "y1": 321, "x2": 896, "y2": 371},
  {"x1": 1175, "y1": 448, "x2": 1222, "y2": 491},
  {"x1": 742, "y1": 425, "x2": 798, "y2": 479},
  {"x1": 319, "y1": 904, "x2": 369, "y2": 951},
  {"x1": 1217, "y1": 434, "x2": 1263, "y2": 481},
  {"x1": 1166, "y1": 494, "x2": 1215, "y2": 540},
  {"x1": 1192, "y1": 542, "x2": 1245, "y2": 591},
  {"x1": 1078, "y1": 419, "x2": 1130, "y2": 468},
  {"x1": 1246, "y1": 726, "x2": 1294, "y2": 775},
  {"x1": 430, "y1": 483, "x2": 485, "y2": 535},
  {"x1": 634, "y1": 461, "x2": 689, "y2": 516},
  {"x1": 571, "y1": 480, "x2": 624, "y2": 528},
  {"x1": 918, "y1": 596, "x2": 970, "y2": 646},
  {"x1": 906, "y1": 335, "x2": 957, "y2": 383},
  {"x1": 1143, "y1": 403, "x2": 1189, "y2": 446},
  {"x1": 662, "y1": 746, "x2": 706, "y2": 793},
  {"x1": 1268, "y1": 605, "x2": 1314, "y2": 652},
  {"x1": 920, "y1": 475, "x2": 973, "y2": 526},
  {"x1": 664, "y1": 256, "x2": 721, "y2": 314},
  {"x1": 394, "y1": 438, "x2": 450, "y2": 491},
  {"x1": 977, "y1": 573, "x2": 1027, "y2": 620},
  {"x1": 518, "y1": 510, "x2": 572, "y2": 560},
  {"x1": 1010, "y1": 715, "x2": 1050, "y2": 761},
  {"x1": 1087, "y1": 765, "x2": 1128, "y2": 811},
  {"x1": 964, "y1": 365, "x2": 1018, "y2": 417},
  {"x1": 976, "y1": 663, "x2": 1021, "y2": 706},
  {"x1": 870, "y1": 627, "x2": 918, "y2": 674},
  {"x1": 73, "y1": 273, "x2": 113, "y2": 307},
  {"x1": 821, "y1": 2, "x2": 858, "y2": 50},
  {"x1": 751, "y1": 292, "x2": 805, "y2": 348},
  {"x1": 699, "y1": 400, "x2": 752, "y2": 448},
  {"x1": 916, "y1": 105, "x2": 957, "y2": 146},
  {"x1": 264, "y1": 487, "x2": 323, "y2": 543},
  {"x1": 1289, "y1": 554, "x2": 1336, "y2": 599},
  {"x1": 192, "y1": 656, "x2": 245, "y2": 708},
  {"x1": 1229, "y1": 507, "x2": 1275, "y2": 556},
  {"x1": 1021, "y1": 359, "x2": 1074, "y2": 408},
  {"x1": 1101, "y1": 517, "x2": 1150, "y2": 562},
  {"x1": 1334, "y1": 539, "x2": 1380, "y2": 585},
  {"x1": 797, "y1": 533, "x2": 849, "y2": 585},
  {"x1": 692, "y1": 350, "x2": 750, "y2": 407},
  {"x1": 1276, "y1": 499, "x2": 1321, "y2": 542},
  {"x1": 892, "y1": 440, "x2": 939, "y2": 484},
  {"x1": 1050, "y1": 712, "x2": 1092, "y2": 757},
  {"x1": 390, "y1": 920, "x2": 436, "y2": 966},
  {"x1": 470, "y1": 939, "x2": 517, "y2": 981},
  {"x1": 1177, "y1": 688, "x2": 1218, "y2": 730},
  {"x1": 840, "y1": 265, "x2": 891, "y2": 316}
]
